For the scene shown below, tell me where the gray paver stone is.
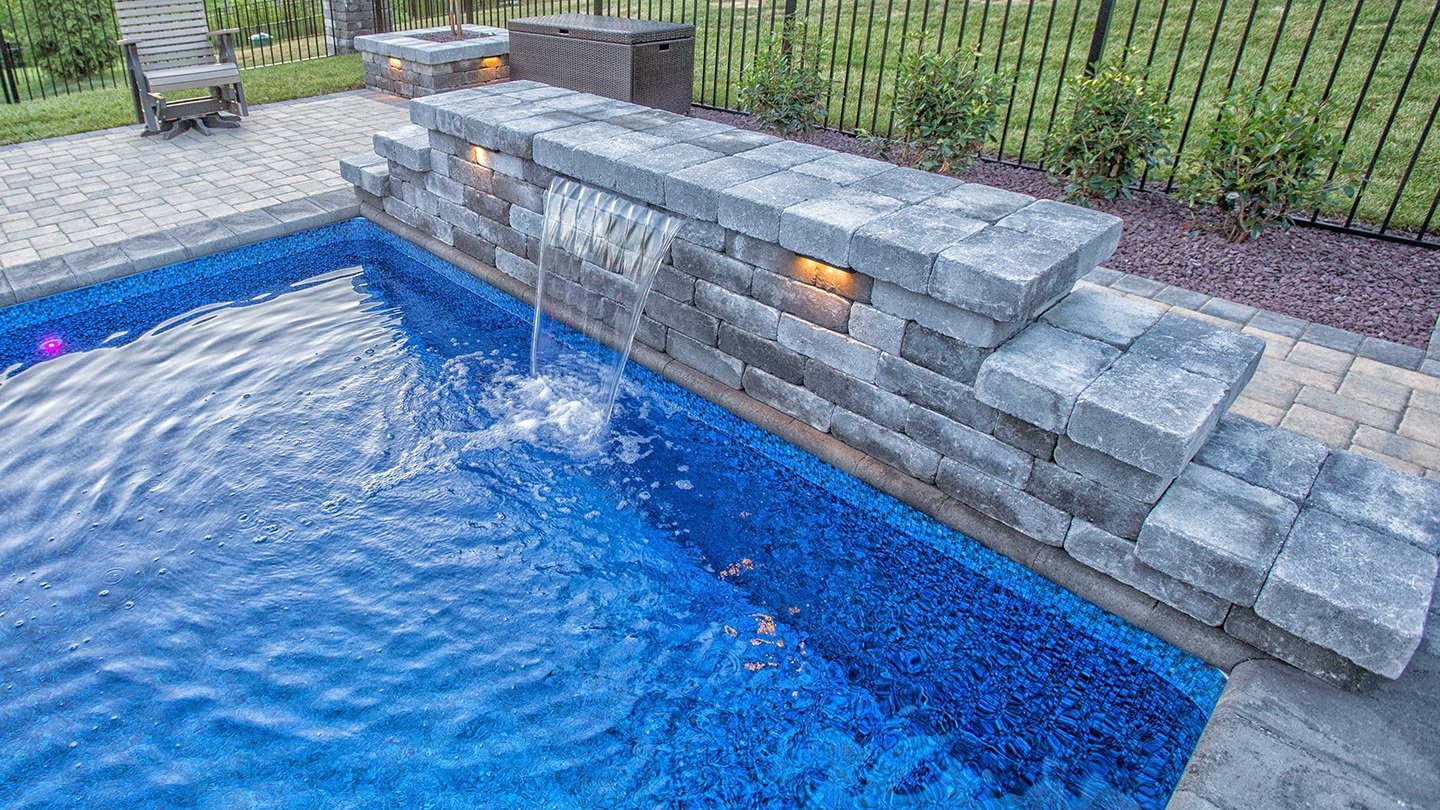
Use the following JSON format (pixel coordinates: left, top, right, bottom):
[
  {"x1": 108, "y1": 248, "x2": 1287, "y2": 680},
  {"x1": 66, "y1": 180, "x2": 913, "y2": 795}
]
[
  {"x1": 1029, "y1": 461, "x2": 1152, "y2": 540},
  {"x1": 665, "y1": 157, "x2": 778, "y2": 222},
  {"x1": 1064, "y1": 520, "x2": 1231, "y2": 625},
  {"x1": 613, "y1": 143, "x2": 724, "y2": 203},
  {"x1": 852, "y1": 166, "x2": 962, "y2": 203},
  {"x1": 778, "y1": 188, "x2": 906, "y2": 268},
  {"x1": 995, "y1": 199, "x2": 1123, "y2": 272},
  {"x1": 1068, "y1": 354, "x2": 1231, "y2": 477},
  {"x1": 929, "y1": 226, "x2": 1080, "y2": 322},
  {"x1": 1129, "y1": 312, "x2": 1265, "y2": 389},
  {"x1": 831, "y1": 408, "x2": 942, "y2": 482},
  {"x1": 716, "y1": 171, "x2": 840, "y2": 243},
  {"x1": 695, "y1": 279, "x2": 782, "y2": 339},
  {"x1": 1136, "y1": 464, "x2": 1300, "y2": 605},
  {"x1": 849, "y1": 203, "x2": 987, "y2": 291},
  {"x1": 1193, "y1": 415, "x2": 1329, "y2": 502},
  {"x1": 740, "y1": 140, "x2": 833, "y2": 168},
  {"x1": 790, "y1": 152, "x2": 892, "y2": 184},
  {"x1": 1039, "y1": 286, "x2": 1163, "y2": 349},
  {"x1": 898, "y1": 322, "x2": 987, "y2": 383},
  {"x1": 875, "y1": 353, "x2": 998, "y2": 432},
  {"x1": 936, "y1": 458, "x2": 1071, "y2": 545},
  {"x1": 975, "y1": 323, "x2": 1120, "y2": 432},
  {"x1": 777, "y1": 314, "x2": 879, "y2": 381},
  {"x1": 1307, "y1": 451, "x2": 1440, "y2": 555},
  {"x1": 805, "y1": 361, "x2": 910, "y2": 432},
  {"x1": 1254, "y1": 507, "x2": 1437, "y2": 678},
  {"x1": 925, "y1": 183, "x2": 1035, "y2": 223},
  {"x1": 373, "y1": 124, "x2": 431, "y2": 171},
  {"x1": 667, "y1": 331, "x2": 743, "y2": 388},
  {"x1": 743, "y1": 367, "x2": 834, "y2": 431},
  {"x1": 848, "y1": 304, "x2": 905, "y2": 354},
  {"x1": 906, "y1": 404, "x2": 1033, "y2": 487},
  {"x1": 871, "y1": 281, "x2": 1022, "y2": 349}
]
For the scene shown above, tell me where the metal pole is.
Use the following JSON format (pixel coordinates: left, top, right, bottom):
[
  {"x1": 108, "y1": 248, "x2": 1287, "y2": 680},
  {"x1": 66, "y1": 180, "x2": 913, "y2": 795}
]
[
  {"x1": 781, "y1": 0, "x2": 798, "y2": 55},
  {"x1": 1084, "y1": 0, "x2": 1115, "y2": 74},
  {"x1": 0, "y1": 27, "x2": 17, "y2": 104},
  {"x1": 593, "y1": 0, "x2": 604, "y2": 16}
]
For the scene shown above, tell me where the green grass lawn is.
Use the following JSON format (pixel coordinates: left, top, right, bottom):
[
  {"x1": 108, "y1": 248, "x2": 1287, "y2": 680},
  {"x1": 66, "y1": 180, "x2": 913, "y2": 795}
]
[{"x1": 0, "y1": 53, "x2": 363, "y2": 146}]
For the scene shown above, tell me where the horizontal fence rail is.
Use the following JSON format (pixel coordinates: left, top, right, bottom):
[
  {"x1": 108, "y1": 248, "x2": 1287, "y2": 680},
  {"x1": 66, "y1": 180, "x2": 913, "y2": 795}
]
[
  {"x1": 385, "y1": 0, "x2": 1439, "y2": 246},
  {"x1": 0, "y1": 0, "x2": 332, "y2": 105}
]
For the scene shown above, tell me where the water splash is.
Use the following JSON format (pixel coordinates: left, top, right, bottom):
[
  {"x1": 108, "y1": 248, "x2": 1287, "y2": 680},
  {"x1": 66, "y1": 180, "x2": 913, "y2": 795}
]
[{"x1": 528, "y1": 178, "x2": 682, "y2": 439}]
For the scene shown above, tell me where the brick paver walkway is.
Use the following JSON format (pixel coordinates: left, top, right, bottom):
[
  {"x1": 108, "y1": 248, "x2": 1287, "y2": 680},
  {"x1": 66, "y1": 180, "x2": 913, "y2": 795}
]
[
  {"x1": 1, "y1": 88, "x2": 1434, "y2": 480},
  {"x1": 0, "y1": 90, "x2": 409, "y2": 270}
]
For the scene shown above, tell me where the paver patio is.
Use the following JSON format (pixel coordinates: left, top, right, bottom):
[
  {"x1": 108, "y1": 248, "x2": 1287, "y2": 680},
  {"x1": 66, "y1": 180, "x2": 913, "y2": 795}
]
[{"x1": 1, "y1": 87, "x2": 1435, "y2": 485}]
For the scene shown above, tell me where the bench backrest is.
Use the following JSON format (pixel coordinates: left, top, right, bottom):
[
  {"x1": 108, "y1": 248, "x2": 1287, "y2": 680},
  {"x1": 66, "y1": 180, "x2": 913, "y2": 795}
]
[{"x1": 114, "y1": 0, "x2": 215, "y2": 70}]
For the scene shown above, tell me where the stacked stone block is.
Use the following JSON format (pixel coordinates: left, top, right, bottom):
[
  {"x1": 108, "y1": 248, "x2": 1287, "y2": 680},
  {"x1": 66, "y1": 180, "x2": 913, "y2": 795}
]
[
  {"x1": 322, "y1": 0, "x2": 376, "y2": 55},
  {"x1": 342, "y1": 80, "x2": 1440, "y2": 684},
  {"x1": 355, "y1": 27, "x2": 511, "y2": 99}
]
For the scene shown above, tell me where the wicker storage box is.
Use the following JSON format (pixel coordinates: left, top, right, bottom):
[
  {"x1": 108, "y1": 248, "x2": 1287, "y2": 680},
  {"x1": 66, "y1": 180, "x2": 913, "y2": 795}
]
[{"x1": 507, "y1": 15, "x2": 694, "y2": 114}]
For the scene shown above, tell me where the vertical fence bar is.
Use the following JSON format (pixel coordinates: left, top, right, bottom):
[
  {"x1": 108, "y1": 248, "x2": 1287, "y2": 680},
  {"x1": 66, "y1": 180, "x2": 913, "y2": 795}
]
[
  {"x1": 1163, "y1": 0, "x2": 1229, "y2": 191},
  {"x1": 1382, "y1": 93, "x2": 1440, "y2": 234},
  {"x1": 1084, "y1": 0, "x2": 1115, "y2": 73}
]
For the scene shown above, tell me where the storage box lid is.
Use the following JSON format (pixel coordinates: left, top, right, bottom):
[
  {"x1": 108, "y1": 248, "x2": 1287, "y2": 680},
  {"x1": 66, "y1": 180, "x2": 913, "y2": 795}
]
[{"x1": 507, "y1": 14, "x2": 693, "y2": 44}]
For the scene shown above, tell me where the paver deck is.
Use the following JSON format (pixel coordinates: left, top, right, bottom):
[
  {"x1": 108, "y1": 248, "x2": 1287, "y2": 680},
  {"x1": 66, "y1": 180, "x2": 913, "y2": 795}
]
[{"x1": 0, "y1": 90, "x2": 409, "y2": 270}]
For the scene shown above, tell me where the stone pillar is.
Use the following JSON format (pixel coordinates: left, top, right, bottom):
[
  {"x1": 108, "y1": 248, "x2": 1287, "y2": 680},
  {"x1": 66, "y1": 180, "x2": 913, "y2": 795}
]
[{"x1": 324, "y1": 0, "x2": 378, "y2": 56}]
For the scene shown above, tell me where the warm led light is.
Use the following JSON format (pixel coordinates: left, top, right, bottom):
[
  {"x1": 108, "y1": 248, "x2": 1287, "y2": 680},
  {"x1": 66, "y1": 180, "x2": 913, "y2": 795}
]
[
  {"x1": 792, "y1": 256, "x2": 861, "y2": 298},
  {"x1": 387, "y1": 57, "x2": 403, "y2": 70},
  {"x1": 471, "y1": 145, "x2": 495, "y2": 167},
  {"x1": 481, "y1": 56, "x2": 502, "y2": 68}
]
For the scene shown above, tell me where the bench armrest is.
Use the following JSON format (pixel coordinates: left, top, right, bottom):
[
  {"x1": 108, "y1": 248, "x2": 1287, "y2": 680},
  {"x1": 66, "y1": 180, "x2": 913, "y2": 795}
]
[{"x1": 208, "y1": 28, "x2": 241, "y2": 36}]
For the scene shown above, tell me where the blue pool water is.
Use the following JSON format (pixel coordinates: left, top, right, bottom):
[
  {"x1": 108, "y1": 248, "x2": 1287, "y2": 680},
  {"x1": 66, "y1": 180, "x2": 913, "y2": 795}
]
[{"x1": 0, "y1": 220, "x2": 1222, "y2": 809}]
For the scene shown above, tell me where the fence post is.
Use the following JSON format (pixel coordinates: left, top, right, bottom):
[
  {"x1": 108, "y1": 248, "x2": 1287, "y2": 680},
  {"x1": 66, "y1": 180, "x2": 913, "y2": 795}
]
[
  {"x1": 0, "y1": 27, "x2": 18, "y2": 105},
  {"x1": 1083, "y1": 0, "x2": 1116, "y2": 74},
  {"x1": 780, "y1": 0, "x2": 798, "y2": 55},
  {"x1": 323, "y1": 0, "x2": 378, "y2": 55},
  {"x1": 593, "y1": 0, "x2": 605, "y2": 16}
]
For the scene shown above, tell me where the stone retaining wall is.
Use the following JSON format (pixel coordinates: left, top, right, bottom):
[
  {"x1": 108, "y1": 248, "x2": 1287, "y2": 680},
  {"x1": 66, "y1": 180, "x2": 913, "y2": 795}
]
[
  {"x1": 356, "y1": 27, "x2": 510, "y2": 99},
  {"x1": 342, "y1": 80, "x2": 1440, "y2": 685}
]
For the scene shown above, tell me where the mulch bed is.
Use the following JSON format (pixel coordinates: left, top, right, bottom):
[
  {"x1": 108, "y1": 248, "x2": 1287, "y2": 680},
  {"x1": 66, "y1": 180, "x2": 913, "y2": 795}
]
[
  {"x1": 414, "y1": 32, "x2": 488, "y2": 43},
  {"x1": 693, "y1": 108, "x2": 1440, "y2": 348}
]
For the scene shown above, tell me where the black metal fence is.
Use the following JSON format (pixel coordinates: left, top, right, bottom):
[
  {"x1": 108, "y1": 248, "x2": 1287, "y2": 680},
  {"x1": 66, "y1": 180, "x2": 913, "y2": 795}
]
[
  {"x1": 0, "y1": 0, "x2": 332, "y2": 104},
  {"x1": 386, "y1": 0, "x2": 1438, "y2": 246}
]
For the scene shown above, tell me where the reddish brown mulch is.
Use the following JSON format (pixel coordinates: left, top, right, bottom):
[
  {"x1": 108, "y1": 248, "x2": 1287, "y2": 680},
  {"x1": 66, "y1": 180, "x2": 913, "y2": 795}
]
[
  {"x1": 414, "y1": 31, "x2": 487, "y2": 43},
  {"x1": 693, "y1": 108, "x2": 1440, "y2": 348}
]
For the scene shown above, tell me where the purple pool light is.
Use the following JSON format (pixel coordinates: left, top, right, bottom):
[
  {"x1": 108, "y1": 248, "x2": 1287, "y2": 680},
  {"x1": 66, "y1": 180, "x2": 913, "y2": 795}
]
[{"x1": 38, "y1": 337, "x2": 64, "y2": 357}]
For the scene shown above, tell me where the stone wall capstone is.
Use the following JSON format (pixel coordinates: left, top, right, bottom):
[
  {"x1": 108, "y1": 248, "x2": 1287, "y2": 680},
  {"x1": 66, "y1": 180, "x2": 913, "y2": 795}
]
[{"x1": 341, "y1": 80, "x2": 1440, "y2": 686}]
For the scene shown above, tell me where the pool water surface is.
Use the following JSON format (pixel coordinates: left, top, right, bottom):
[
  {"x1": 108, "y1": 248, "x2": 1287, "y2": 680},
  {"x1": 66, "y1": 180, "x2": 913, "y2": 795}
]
[{"x1": 0, "y1": 220, "x2": 1222, "y2": 809}]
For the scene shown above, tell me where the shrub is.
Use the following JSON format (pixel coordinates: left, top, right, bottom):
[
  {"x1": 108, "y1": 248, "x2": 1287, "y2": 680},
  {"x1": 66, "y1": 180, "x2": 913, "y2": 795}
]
[
  {"x1": 28, "y1": 0, "x2": 116, "y2": 82},
  {"x1": 737, "y1": 21, "x2": 829, "y2": 136},
  {"x1": 1184, "y1": 83, "x2": 1351, "y2": 242},
  {"x1": 873, "y1": 44, "x2": 1003, "y2": 173},
  {"x1": 1045, "y1": 58, "x2": 1173, "y2": 201}
]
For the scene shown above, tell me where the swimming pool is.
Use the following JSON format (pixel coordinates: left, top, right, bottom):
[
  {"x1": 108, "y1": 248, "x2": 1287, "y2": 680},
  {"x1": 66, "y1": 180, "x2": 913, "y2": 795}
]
[{"x1": 0, "y1": 219, "x2": 1221, "y2": 808}]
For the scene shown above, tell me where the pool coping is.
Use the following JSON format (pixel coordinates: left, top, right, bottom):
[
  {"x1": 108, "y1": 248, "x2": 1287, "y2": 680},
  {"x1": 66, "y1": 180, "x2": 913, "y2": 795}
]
[{"x1": 3, "y1": 189, "x2": 1435, "y2": 808}]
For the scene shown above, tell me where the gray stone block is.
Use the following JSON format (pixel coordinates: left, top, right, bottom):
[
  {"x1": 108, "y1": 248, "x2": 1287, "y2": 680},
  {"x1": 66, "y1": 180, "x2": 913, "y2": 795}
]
[
  {"x1": 1029, "y1": 461, "x2": 1152, "y2": 540},
  {"x1": 719, "y1": 324, "x2": 806, "y2": 384},
  {"x1": 1068, "y1": 354, "x2": 1231, "y2": 477},
  {"x1": 1056, "y1": 434, "x2": 1174, "y2": 504},
  {"x1": 855, "y1": 166, "x2": 963, "y2": 203},
  {"x1": 1254, "y1": 508, "x2": 1436, "y2": 678},
  {"x1": 777, "y1": 315, "x2": 879, "y2": 381},
  {"x1": 492, "y1": 111, "x2": 592, "y2": 159},
  {"x1": 340, "y1": 152, "x2": 390, "y2": 197},
  {"x1": 849, "y1": 203, "x2": 987, "y2": 291},
  {"x1": 612, "y1": 142, "x2": 724, "y2": 203},
  {"x1": 651, "y1": 265, "x2": 695, "y2": 303},
  {"x1": 1222, "y1": 608, "x2": 1371, "y2": 689},
  {"x1": 936, "y1": 458, "x2": 1071, "y2": 546},
  {"x1": 743, "y1": 367, "x2": 834, "y2": 431},
  {"x1": 120, "y1": 230, "x2": 187, "y2": 272},
  {"x1": 778, "y1": 188, "x2": 906, "y2": 267},
  {"x1": 1129, "y1": 312, "x2": 1265, "y2": 389},
  {"x1": 1194, "y1": 415, "x2": 1329, "y2": 502},
  {"x1": 645, "y1": 292, "x2": 719, "y2": 345},
  {"x1": 538, "y1": 128, "x2": 671, "y2": 192},
  {"x1": 831, "y1": 408, "x2": 942, "y2": 482},
  {"x1": 677, "y1": 220, "x2": 726, "y2": 252},
  {"x1": 975, "y1": 324, "x2": 1119, "y2": 432},
  {"x1": 1308, "y1": 450, "x2": 1440, "y2": 554},
  {"x1": 665, "y1": 157, "x2": 779, "y2": 221},
  {"x1": 926, "y1": 183, "x2": 1034, "y2": 223},
  {"x1": 667, "y1": 331, "x2": 743, "y2": 388},
  {"x1": 671, "y1": 240, "x2": 753, "y2": 294},
  {"x1": 717, "y1": 171, "x2": 840, "y2": 242},
  {"x1": 907, "y1": 405, "x2": 1034, "y2": 488},
  {"x1": 695, "y1": 280, "x2": 782, "y2": 339},
  {"x1": 1064, "y1": 520, "x2": 1231, "y2": 625},
  {"x1": 740, "y1": 140, "x2": 833, "y2": 168},
  {"x1": 875, "y1": 353, "x2": 999, "y2": 432},
  {"x1": 991, "y1": 412, "x2": 1058, "y2": 460},
  {"x1": 871, "y1": 281, "x2": 1023, "y2": 349},
  {"x1": 644, "y1": 118, "x2": 733, "y2": 142},
  {"x1": 898, "y1": 322, "x2": 987, "y2": 383},
  {"x1": 725, "y1": 232, "x2": 796, "y2": 273},
  {"x1": 929, "y1": 226, "x2": 1080, "y2": 322},
  {"x1": 790, "y1": 152, "x2": 893, "y2": 184},
  {"x1": 684, "y1": 128, "x2": 780, "y2": 155},
  {"x1": 373, "y1": 124, "x2": 431, "y2": 171},
  {"x1": 751, "y1": 271, "x2": 851, "y2": 333},
  {"x1": 804, "y1": 361, "x2": 911, "y2": 432},
  {"x1": 1039, "y1": 286, "x2": 1163, "y2": 349},
  {"x1": 495, "y1": 248, "x2": 538, "y2": 287},
  {"x1": 1136, "y1": 464, "x2": 1300, "y2": 605},
  {"x1": 996, "y1": 199, "x2": 1123, "y2": 272},
  {"x1": 848, "y1": 304, "x2": 905, "y2": 353}
]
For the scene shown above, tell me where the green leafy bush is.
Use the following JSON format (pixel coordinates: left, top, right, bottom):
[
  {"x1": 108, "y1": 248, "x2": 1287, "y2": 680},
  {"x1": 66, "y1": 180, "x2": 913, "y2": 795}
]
[
  {"x1": 29, "y1": 0, "x2": 116, "y2": 82},
  {"x1": 872, "y1": 44, "x2": 1003, "y2": 173},
  {"x1": 1045, "y1": 58, "x2": 1173, "y2": 200},
  {"x1": 1184, "y1": 84, "x2": 1351, "y2": 242},
  {"x1": 737, "y1": 21, "x2": 829, "y2": 136}
]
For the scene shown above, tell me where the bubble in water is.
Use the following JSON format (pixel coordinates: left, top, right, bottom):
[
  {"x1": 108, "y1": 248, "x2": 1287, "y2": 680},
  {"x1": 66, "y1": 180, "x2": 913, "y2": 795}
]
[
  {"x1": 675, "y1": 480, "x2": 694, "y2": 491},
  {"x1": 98, "y1": 590, "x2": 110, "y2": 597}
]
